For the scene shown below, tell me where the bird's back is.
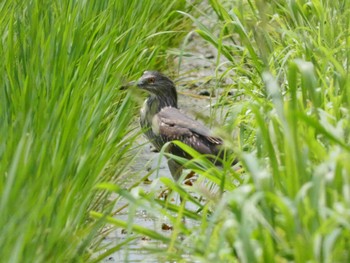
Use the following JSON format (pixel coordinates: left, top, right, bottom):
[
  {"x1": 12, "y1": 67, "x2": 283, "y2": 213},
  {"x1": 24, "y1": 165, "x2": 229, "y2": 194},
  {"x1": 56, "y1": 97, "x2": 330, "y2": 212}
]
[{"x1": 151, "y1": 107, "x2": 225, "y2": 158}]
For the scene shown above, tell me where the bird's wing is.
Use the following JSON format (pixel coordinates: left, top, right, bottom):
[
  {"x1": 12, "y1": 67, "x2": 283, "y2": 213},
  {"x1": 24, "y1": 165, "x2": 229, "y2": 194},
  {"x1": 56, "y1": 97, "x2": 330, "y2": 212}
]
[{"x1": 152, "y1": 107, "x2": 222, "y2": 149}]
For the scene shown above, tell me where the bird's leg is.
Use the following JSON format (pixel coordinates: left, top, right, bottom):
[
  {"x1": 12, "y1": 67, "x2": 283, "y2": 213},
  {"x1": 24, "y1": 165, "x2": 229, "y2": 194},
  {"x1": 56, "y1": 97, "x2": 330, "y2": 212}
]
[
  {"x1": 157, "y1": 159, "x2": 182, "y2": 201},
  {"x1": 167, "y1": 159, "x2": 183, "y2": 181}
]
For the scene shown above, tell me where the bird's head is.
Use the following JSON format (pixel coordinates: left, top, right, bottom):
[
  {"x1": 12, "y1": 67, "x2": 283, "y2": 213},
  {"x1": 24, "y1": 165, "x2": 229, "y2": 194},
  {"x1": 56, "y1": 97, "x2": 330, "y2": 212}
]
[{"x1": 137, "y1": 71, "x2": 177, "y2": 99}]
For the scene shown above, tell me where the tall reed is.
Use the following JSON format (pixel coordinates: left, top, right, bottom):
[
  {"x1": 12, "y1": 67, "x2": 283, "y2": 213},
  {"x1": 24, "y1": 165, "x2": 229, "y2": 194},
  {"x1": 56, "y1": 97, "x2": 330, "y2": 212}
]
[{"x1": 0, "y1": 0, "x2": 190, "y2": 262}]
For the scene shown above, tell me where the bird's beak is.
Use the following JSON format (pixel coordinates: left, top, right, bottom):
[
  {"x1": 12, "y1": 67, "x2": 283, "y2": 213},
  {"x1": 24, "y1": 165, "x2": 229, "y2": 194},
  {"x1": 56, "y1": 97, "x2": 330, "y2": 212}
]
[
  {"x1": 126, "y1": 80, "x2": 137, "y2": 87},
  {"x1": 120, "y1": 81, "x2": 136, "y2": 90}
]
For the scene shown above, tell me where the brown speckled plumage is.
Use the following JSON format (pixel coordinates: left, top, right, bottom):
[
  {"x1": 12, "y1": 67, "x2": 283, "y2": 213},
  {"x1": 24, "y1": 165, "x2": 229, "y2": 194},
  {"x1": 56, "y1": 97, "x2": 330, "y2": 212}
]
[{"x1": 137, "y1": 70, "x2": 235, "y2": 180}]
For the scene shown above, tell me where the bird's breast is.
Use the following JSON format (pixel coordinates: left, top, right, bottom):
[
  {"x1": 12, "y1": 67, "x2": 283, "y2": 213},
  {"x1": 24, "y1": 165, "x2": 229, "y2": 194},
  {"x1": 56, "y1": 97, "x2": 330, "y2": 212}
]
[
  {"x1": 140, "y1": 101, "x2": 147, "y2": 126},
  {"x1": 140, "y1": 99, "x2": 157, "y2": 128}
]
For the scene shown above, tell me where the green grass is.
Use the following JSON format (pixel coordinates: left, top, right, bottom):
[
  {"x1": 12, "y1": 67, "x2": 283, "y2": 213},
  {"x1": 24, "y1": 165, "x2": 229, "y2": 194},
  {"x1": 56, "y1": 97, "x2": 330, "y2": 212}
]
[
  {"x1": 0, "y1": 0, "x2": 191, "y2": 262},
  {"x1": 3, "y1": 0, "x2": 350, "y2": 262},
  {"x1": 97, "y1": 0, "x2": 350, "y2": 262}
]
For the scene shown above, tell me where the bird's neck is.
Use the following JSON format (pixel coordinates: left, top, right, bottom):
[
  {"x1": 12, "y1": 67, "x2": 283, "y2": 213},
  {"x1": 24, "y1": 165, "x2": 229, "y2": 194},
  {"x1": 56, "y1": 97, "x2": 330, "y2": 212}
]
[
  {"x1": 147, "y1": 92, "x2": 178, "y2": 113},
  {"x1": 140, "y1": 93, "x2": 176, "y2": 128},
  {"x1": 140, "y1": 87, "x2": 178, "y2": 130}
]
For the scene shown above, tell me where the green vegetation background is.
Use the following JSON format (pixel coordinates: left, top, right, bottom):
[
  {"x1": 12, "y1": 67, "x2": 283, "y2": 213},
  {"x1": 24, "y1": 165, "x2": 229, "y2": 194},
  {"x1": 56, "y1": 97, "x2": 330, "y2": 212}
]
[{"x1": 1, "y1": 0, "x2": 350, "y2": 262}]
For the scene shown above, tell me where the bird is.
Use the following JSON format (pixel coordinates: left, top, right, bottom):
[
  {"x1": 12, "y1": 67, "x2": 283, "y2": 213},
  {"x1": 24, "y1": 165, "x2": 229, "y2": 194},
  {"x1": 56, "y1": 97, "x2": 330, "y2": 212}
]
[{"x1": 135, "y1": 70, "x2": 237, "y2": 181}]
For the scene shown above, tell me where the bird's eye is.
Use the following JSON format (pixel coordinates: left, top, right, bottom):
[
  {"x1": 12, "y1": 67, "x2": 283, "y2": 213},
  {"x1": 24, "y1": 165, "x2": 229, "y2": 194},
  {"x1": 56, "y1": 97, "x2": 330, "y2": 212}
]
[{"x1": 148, "y1": 77, "x2": 155, "y2": 84}]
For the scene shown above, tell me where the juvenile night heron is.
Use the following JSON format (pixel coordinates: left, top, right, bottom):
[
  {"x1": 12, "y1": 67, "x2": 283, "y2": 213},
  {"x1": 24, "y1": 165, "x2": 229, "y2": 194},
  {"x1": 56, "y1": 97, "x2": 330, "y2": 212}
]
[{"x1": 136, "y1": 70, "x2": 236, "y2": 181}]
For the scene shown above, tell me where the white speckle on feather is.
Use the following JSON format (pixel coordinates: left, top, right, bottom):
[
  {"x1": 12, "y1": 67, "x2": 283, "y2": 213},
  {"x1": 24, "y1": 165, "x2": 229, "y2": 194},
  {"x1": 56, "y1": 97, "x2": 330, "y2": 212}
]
[{"x1": 151, "y1": 115, "x2": 160, "y2": 135}]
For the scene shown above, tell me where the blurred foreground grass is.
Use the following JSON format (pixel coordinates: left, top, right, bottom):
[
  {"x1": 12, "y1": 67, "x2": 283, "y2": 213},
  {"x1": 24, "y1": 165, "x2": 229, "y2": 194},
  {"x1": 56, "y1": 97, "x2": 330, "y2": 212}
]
[{"x1": 0, "y1": 0, "x2": 190, "y2": 262}]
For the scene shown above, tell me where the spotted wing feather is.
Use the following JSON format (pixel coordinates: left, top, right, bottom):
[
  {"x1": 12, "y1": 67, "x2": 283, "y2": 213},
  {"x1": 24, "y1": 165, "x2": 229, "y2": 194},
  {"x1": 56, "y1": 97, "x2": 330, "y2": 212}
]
[{"x1": 152, "y1": 107, "x2": 222, "y2": 156}]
